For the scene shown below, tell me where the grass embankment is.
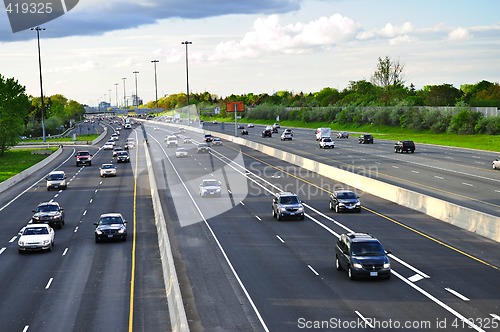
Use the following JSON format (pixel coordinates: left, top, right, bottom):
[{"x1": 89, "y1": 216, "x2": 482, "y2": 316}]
[
  {"x1": 20, "y1": 134, "x2": 100, "y2": 143},
  {"x1": 0, "y1": 148, "x2": 57, "y2": 183},
  {"x1": 209, "y1": 117, "x2": 500, "y2": 153}
]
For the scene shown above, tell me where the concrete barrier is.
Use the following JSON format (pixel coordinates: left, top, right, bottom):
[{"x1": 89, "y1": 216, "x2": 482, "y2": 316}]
[
  {"x1": 209, "y1": 131, "x2": 500, "y2": 243},
  {"x1": 0, "y1": 148, "x2": 62, "y2": 193},
  {"x1": 143, "y1": 141, "x2": 189, "y2": 332}
]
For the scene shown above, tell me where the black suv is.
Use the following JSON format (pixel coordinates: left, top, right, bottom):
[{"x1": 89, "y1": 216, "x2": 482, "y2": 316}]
[
  {"x1": 262, "y1": 126, "x2": 273, "y2": 138},
  {"x1": 32, "y1": 201, "x2": 65, "y2": 229},
  {"x1": 329, "y1": 190, "x2": 361, "y2": 213},
  {"x1": 394, "y1": 140, "x2": 415, "y2": 153},
  {"x1": 94, "y1": 213, "x2": 127, "y2": 242},
  {"x1": 358, "y1": 134, "x2": 373, "y2": 144},
  {"x1": 204, "y1": 134, "x2": 213, "y2": 142},
  {"x1": 272, "y1": 192, "x2": 305, "y2": 221},
  {"x1": 335, "y1": 233, "x2": 391, "y2": 280}
]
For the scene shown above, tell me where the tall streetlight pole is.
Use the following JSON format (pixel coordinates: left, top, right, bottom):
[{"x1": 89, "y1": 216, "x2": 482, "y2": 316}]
[
  {"x1": 151, "y1": 60, "x2": 159, "y2": 111},
  {"x1": 108, "y1": 89, "x2": 112, "y2": 105},
  {"x1": 133, "y1": 71, "x2": 139, "y2": 107},
  {"x1": 182, "y1": 41, "x2": 192, "y2": 124},
  {"x1": 122, "y1": 77, "x2": 127, "y2": 108},
  {"x1": 114, "y1": 83, "x2": 119, "y2": 107},
  {"x1": 31, "y1": 26, "x2": 46, "y2": 142}
]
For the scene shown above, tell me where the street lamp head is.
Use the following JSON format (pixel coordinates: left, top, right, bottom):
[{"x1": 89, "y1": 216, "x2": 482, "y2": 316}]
[
  {"x1": 31, "y1": 26, "x2": 45, "y2": 31},
  {"x1": 181, "y1": 41, "x2": 193, "y2": 45}
]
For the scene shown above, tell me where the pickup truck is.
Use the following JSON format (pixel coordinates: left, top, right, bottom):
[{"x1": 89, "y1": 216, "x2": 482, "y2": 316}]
[{"x1": 75, "y1": 150, "x2": 92, "y2": 166}]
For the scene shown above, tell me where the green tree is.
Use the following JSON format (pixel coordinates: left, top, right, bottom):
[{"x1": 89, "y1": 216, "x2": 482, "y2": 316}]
[{"x1": 0, "y1": 75, "x2": 30, "y2": 156}]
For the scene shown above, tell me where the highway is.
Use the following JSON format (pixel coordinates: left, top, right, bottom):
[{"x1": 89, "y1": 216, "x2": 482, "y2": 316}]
[
  {"x1": 143, "y1": 121, "x2": 500, "y2": 331},
  {"x1": 203, "y1": 122, "x2": 500, "y2": 218},
  {"x1": 0, "y1": 118, "x2": 498, "y2": 332},
  {"x1": 0, "y1": 122, "x2": 169, "y2": 332}
]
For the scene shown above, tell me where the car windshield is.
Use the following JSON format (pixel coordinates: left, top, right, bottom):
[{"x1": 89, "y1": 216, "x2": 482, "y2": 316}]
[
  {"x1": 78, "y1": 152, "x2": 90, "y2": 156},
  {"x1": 202, "y1": 180, "x2": 219, "y2": 187},
  {"x1": 102, "y1": 164, "x2": 114, "y2": 169},
  {"x1": 351, "y1": 242, "x2": 385, "y2": 256},
  {"x1": 279, "y1": 196, "x2": 299, "y2": 204},
  {"x1": 24, "y1": 227, "x2": 49, "y2": 235},
  {"x1": 36, "y1": 204, "x2": 58, "y2": 212},
  {"x1": 323, "y1": 138, "x2": 332, "y2": 142},
  {"x1": 337, "y1": 192, "x2": 356, "y2": 199},
  {"x1": 48, "y1": 173, "x2": 64, "y2": 180},
  {"x1": 99, "y1": 216, "x2": 123, "y2": 225}
]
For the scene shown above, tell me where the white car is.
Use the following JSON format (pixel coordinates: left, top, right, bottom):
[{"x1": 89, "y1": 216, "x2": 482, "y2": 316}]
[
  {"x1": 18, "y1": 224, "x2": 55, "y2": 253},
  {"x1": 103, "y1": 142, "x2": 114, "y2": 150},
  {"x1": 175, "y1": 147, "x2": 189, "y2": 158},
  {"x1": 493, "y1": 158, "x2": 500, "y2": 169},
  {"x1": 111, "y1": 133, "x2": 119, "y2": 141},
  {"x1": 199, "y1": 179, "x2": 222, "y2": 197},
  {"x1": 247, "y1": 123, "x2": 254, "y2": 128},
  {"x1": 319, "y1": 137, "x2": 335, "y2": 149},
  {"x1": 100, "y1": 163, "x2": 117, "y2": 177}
]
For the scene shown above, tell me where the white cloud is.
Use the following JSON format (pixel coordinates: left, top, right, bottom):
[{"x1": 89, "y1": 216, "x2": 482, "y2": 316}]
[
  {"x1": 447, "y1": 27, "x2": 473, "y2": 40},
  {"x1": 208, "y1": 14, "x2": 360, "y2": 61}
]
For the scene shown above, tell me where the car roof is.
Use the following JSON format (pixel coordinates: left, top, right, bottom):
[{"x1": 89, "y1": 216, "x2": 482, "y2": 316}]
[
  {"x1": 334, "y1": 189, "x2": 355, "y2": 194},
  {"x1": 25, "y1": 223, "x2": 51, "y2": 229},
  {"x1": 101, "y1": 163, "x2": 115, "y2": 167},
  {"x1": 37, "y1": 201, "x2": 60, "y2": 206},
  {"x1": 277, "y1": 191, "x2": 298, "y2": 197},
  {"x1": 345, "y1": 232, "x2": 379, "y2": 242},
  {"x1": 100, "y1": 213, "x2": 123, "y2": 218},
  {"x1": 49, "y1": 170, "x2": 65, "y2": 175}
]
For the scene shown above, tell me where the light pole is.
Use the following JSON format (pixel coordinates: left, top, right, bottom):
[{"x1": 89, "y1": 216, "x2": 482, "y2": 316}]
[
  {"x1": 151, "y1": 60, "x2": 159, "y2": 111},
  {"x1": 182, "y1": 41, "x2": 192, "y2": 124},
  {"x1": 31, "y1": 26, "x2": 46, "y2": 142},
  {"x1": 122, "y1": 77, "x2": 127, "y2": 107},
  {"x1": 114, "y1": 83, "x2": 119, "y2": 107},
  {"x1": 108, "y1": 89, "x2": 111, "y2": 105},
  {"x1": 133, "y1": 71, "x2": 139, "y2": 107}
]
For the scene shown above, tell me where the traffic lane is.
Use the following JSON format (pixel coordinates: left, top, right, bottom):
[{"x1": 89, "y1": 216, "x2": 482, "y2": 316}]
[
  {"x1": 207, "y1": 123, "x2": 500, "y2": 217},
  {"x1": 149, "y1": 143, "x2": 266, "y2": 331}
]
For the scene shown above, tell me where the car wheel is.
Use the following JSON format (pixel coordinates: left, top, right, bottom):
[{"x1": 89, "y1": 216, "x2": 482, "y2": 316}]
[
  {"x1": 329, "y1": 201, "x2": 333, "y2": 210},
  {"x1": 493, "y1": 164, "x2": 498, "y2": 170},
  {"x1": 272, "y1": 209, "x2": 276, "y2": 218},
  {"x1": 335, "y1": 256, "x2": 343, "y2": 271},
  {"x1": 277, "y1": 213, "x2": 282, "y2": 221},
  {"x1": 348, "y1": 266, "x2": 355, "y2": 280},
  {"x1": 48, "y1": 243, "x2": 53, "y2": 252},
  {"x1": 300, "y1": 215, "x2": 304, "y2": 221},
  {"x1": 335, "y1": 204, "x2": 340, "y2": 213},
  {"x1": 394, "y1": 148, "x2": 398, "y2": 153}
]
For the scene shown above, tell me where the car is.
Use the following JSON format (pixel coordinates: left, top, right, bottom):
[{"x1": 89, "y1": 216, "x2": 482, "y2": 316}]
[
  {"x1": 262, "y1": 126, "x2": 273, "y2": 138},
  {"x1": 75, "y1": 150, "x2": 92, "y2": 166},
  {"x1": 492, "y1": 158, "x2": 500, "y2": 169},
  {"x1": 183, "y1": 137, "x2": 192, "y2": 144},
  {"x1": 319, "y1": 137, "x2": 335, "y2": 149},
  {"x1": 18, "y1": 224, "x2": 55, "y2": 253},
  {"x1": 100, "y1": 163, "x2": 117, "y2": 177},
  {"x1": 175, "y1": 147, "x2": 189, "y2": 158},
  {"x1": 273, "y1": 123, "x2": 280, "y2": 129},
  {"x1": 112, "y1": 146, "x2": 124, "y2": 157},
  {"x1": 46, "y1": 170, "x2": 67, "y2": 190},
  {"x1": 178, "y1": 128, "x2": 185, "y2": 133},
  {"x1": 32, "y1": 201, "x2": 65, "y2": 229},
  {"x1": 394, "y1": 140, "x2": 415, "y2": 153},
  {"x1": 111, "y1": 133, "x2": 119, "y2": 141},
  {"x1": 106, "y1": 139, "x2": 116, "y2": 146},
  {"x1": 199, "y1": 179, "x2": 222, "y2": 197},
  {"x1": 116, "y1": 151, "x2": 130, "y2": 163},
  {"x1": 280, "y1": 131, "x2": 293, "y2": 141},
  {"x1": 337, "y1": 132, "x2": 349, "y2": 139},
  {"x1": 358, "y1": 134, "x2": 374, "y2": 144},
  {"x1": 204, "y1": 134, "x2": 214, "y2": 142},
  {"x1": 212, "y1": 138, "x2": 222, "y2": 146},
  {"x1": 329, "y1": 190, "x2": 361, "y2": 213},
  {"x1": 247, "y1": 123, "x2": 254, "y2": 128},
  {"x1": 272, "y1": 126, "x2": 279, "y2": 133},
  {"x1": 237, "y1": 124, "x2": 244, "y2": 129},
  {"x1": 283, "y1": 128, "x2": 293, "y2": 136},
  {"x1": 165, "y1": 135, "x2": 178, "y2": 147},
  {"x1": 272, "y1": 192, "x2": 305, "y2": 221},
  {"x1": 154, "y1": 126, "x2": 159, "y2": 131},
  {"x1": 240, "y1": 129, "x2": 249, "y2": 135},
  {"x1": 335, "y1": 233, "x2": 391, "y2": 280},
  {"x1": 197, "y1": 143, "x2": 210, "y2": 153},
  {"x1": 124, "y1": 123, "x2": 132, "y2": 129},
  {"x1": 212, "y1": 120, "x2": 219, "y2": 124},
  {"x1": 103, "y1": 142, "x2": 114, "y2": 150},
  {"x1": 94, "y1": 213, "x2": 127, "y2": 242}
]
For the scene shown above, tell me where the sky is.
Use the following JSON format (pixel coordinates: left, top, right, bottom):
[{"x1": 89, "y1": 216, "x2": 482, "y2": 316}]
[{"x1": 0, "y1": 0, "x2": 499, "y2": 107}]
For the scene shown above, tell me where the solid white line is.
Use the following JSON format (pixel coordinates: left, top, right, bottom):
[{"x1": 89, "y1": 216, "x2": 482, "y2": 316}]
[
  {"x1": 9, "y1": 236, "x2": 17, "y2": 243},
  {"x1": 490, "y1": 314, "x2": 500, "y2": 321},
  {"x1": 276, "y1": 235, "x2": 285, "y2": 243},
  {"x1": 445, "y1": 287, "x2": 470, "y2": 301},
  {"x1": 62, "y1": 248, "x2": 69, "y2": 256},
  {"x1": 392, "y1": 270, "x2": 484, "y2": 331},
  {"x1": 239, "y1": 201, "x2": 244, "y2": 205},
  {"x1": 45, "y1": 278, "x2": 53, "y2": 289},
  {"x1": 388, "y1": 254, "x2": 430, "y2": 279},
  {"x1": 355, "y1": 311, "x2": 375, "y2": 329},
  {"x1": 255, "y1": 216, "x2": 262, "y2": 221},
  {"x1": 0, "y1": 247, "x2": 6, "y2": 255},
  {"x1": 22, "y1": 325, "x2": 29, "y2": 332},
  {"x1": 307, "y1": 265, "x2": 319, "y2": 276}
]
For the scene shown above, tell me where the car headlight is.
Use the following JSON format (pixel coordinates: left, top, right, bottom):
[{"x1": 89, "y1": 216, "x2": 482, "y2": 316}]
[
  {"x1": 95, "y1": 229, "x2": 103, "y2": 235},
  {"x1": 279, "y1": 207, "x2": 287, "y2": 212},
  {"x1": 355, "y1": 202, "x2": 361, "y2": 206},
  {"x1": 297, "y1": 206, "x2": 304, "y2": 213},
  {"x1": 32, "y1": 216, "x2": 40, "y2": 221},
  {"x1": 383, "y1": 262, "x2": 391, "y2": 269},
  {"x1": 42, "y1": 240, "x2": 50, "y2": 245},
  {"x1": 338, "y1": 202, "x2": 346, "y2": 206},
  {"x1": 118, "y1": 228, "x2": 126, "y2": 234},
  {"x1": 18, "y1": 241, "x2": 24, "y2": 246},
  {"x1": 215, "y1": 188, "x2": 221, "y2": 193},
  {"x1": 352, "y1": 262, "x2": 363, "y2": 269}
]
